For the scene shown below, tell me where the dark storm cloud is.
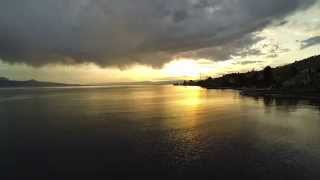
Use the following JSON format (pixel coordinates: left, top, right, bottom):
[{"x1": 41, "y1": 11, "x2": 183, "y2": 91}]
[
  {"x1": 0, "y1": 0, "x2": 316, "y2": 67},
  {"x1": 300, "y1": 36, "x2": 320, "y2": 49}
]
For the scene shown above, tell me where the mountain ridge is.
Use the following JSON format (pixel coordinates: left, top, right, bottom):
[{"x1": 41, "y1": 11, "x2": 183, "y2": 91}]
[{"x1": 0, "y1": 78, "x2": 79, "y2": 88}]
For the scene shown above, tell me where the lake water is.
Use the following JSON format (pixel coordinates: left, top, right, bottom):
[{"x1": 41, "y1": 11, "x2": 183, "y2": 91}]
[{"x1": 3, "y1": 85, "x2": 320, "y2": 179}]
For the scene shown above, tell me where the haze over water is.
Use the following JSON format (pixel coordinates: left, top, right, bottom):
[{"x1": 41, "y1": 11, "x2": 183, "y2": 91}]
[{"x1": 3, "y1": 85, "x2": 320, "y2": 179}]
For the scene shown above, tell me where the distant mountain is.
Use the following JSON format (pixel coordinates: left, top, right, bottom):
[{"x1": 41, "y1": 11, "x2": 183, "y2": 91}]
[
  {"x1": 0, "y1": 77, "x2": 181, "y2": 88},
  {"x1": 0, "y1": 78, "x2": 79, "y2": 88},
  {"x1": 180, "y1": 55, "x2": 320, "y2": 91},
  {"x1": 94, "y1": 80, "x2": 182, "y2": 86}
]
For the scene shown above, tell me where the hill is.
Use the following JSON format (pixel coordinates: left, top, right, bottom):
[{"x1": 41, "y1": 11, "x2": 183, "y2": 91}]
[
  {"x1": 178, "y1": 55, "x2": 320, "y2": 98},
  {"x1": 0, "y1": 77, "x2": 78, "y2": 88}
]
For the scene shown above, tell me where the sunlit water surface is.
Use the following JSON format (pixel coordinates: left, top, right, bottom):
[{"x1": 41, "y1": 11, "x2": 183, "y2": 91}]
[{"x1": 2, "y1": 85, "x2": 320, "y2": 179}]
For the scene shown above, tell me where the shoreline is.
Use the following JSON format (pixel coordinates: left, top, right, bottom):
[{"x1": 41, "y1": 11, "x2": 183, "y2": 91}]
[
  {"x1": 175, "y1": 84, "x2": 320, "y2": 100},
  {"x1": 240, "y1": 89, "x2": 320, "y2": 100}
]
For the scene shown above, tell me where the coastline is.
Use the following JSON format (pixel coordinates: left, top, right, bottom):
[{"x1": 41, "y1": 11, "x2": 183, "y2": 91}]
[
  {"x1": 240, "y1": 89, "x2": 320, "y2": 100},
  {"x1": 174, "y1": 55, "x2": 320, "y2": 100},
  {"x1": 175, "y1": 84, "x2": 320, "y2": 100}
]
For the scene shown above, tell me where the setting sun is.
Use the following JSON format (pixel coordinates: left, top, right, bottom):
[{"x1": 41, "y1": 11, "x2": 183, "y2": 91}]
[{"x1": 163, "y1": 59, "x2": 208, "y2": 78}]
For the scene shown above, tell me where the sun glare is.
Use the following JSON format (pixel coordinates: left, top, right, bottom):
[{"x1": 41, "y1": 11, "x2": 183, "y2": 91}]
[{"x1": 163, "y1": 59, "x2": 206, "y2": 78}]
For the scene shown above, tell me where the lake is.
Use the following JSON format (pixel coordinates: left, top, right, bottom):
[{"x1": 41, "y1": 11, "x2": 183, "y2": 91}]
[{"x1": 3, "y1": 85, "x2": 320, "y2": 179}]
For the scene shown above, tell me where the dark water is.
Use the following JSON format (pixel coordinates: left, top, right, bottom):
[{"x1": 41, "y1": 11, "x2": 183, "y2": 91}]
[{"x1": 3, "y1": 85, "x2": 320, "y2": 179}]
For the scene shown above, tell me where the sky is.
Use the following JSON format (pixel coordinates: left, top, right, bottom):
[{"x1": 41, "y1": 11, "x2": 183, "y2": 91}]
[{"x1": 0, "y1": 0, "x2": 320, "y2": 84}]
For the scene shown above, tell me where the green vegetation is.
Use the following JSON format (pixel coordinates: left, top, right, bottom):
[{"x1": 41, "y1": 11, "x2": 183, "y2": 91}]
[{"x1": 178, "y1": 55, "x2": 320, "y2": 98}]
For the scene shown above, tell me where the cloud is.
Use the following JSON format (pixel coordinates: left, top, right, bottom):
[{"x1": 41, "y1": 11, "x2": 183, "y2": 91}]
[
  {"x1": 172, "y1": 33, "x2": 267, "y2": 60},
  {"x1": 0, "y1": 0, "x2": 317, "y2": 67},
  {"x1": 238, "y1": 60, "x2": 263, "y2": 65},
  {"x1": 300, "y1": 36, "x2": 320, "y2": 49}
]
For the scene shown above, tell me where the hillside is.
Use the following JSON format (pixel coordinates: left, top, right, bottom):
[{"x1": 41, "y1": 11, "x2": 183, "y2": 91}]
[
  {"x1": 0, "y1": 77, "x2": 78, "y2": 88},
  {"x1": 179, "y1": 55, "x2": 320, "y2": 92}
]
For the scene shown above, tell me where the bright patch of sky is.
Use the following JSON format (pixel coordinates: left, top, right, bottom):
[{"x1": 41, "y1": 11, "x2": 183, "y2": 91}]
[{"x1": 0, "y1": 2, "x2": 319, "y2": 83}]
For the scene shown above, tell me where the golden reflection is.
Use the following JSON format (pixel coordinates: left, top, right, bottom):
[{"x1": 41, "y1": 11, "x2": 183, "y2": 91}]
[
  {"x1": 176, "y1": 87, "x2": 204, "y2": 107},
  {"x1": 160, "y1": 86, "x2": 207, "y2": 159},
  {"x1": 162, "y1": 86, "x2": 206, "y2": 129}
]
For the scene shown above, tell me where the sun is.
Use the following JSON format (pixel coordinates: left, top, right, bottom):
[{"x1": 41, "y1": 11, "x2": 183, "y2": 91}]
[{"x1": 163, "y1": 59, "x2": 204, "y2": 78}]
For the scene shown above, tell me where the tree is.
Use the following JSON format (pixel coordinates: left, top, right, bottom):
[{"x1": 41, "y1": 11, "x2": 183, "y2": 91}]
[
  {"x1": 263, "y1": 66, "x2": 273, "y2": 87},
  {"x1": 289, "y1": 66, "x2": 298, "y2": 77}
]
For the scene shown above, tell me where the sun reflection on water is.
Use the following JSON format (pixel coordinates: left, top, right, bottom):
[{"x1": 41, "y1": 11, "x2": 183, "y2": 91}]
[{"x1": 176, "y1": 87, "x2": 205, "y2": 107}]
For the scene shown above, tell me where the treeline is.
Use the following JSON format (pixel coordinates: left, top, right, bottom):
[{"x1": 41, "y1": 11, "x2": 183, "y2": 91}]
[{"x1": 179, "y1": 55, "x2": 320, "y2": 90}]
